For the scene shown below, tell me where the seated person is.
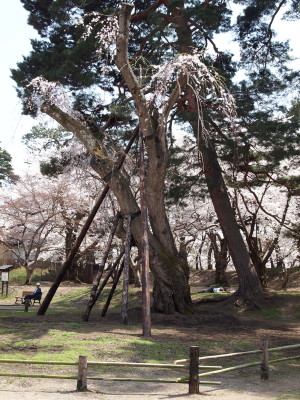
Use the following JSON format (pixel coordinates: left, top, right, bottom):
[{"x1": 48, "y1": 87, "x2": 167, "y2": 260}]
[
  {"x1": 199, "y1": 286, "x2": 226, "y2": 293},
  {"x1": 23, "y1": 283, "x2": 42, "y2": 302}
]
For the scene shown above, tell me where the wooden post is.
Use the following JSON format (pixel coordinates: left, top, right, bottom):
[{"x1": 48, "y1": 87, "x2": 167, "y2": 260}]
[
  {"x1": 77, "y1": 355, "x2": 88, "y2": 391},
  {"x1": 82, "y1": 249, "x2": 125, "y2": 321},
  {"x1": 189, "y1": 346, "x2": 200, "y2": 394},
  {"x1": 281, "y1": 270, "x2": 290, "y2": 289},
  {"x1": 121, "y1": 214, "x2": 132, "y2": 325},
  {"x1": 1, "y1": 281, "x2": 8, "y2": 297},
  {"x1": 260, "y1": 338, "x2": 269, "y2": 381},
  {"x1": 82, "y1": 214, "x2": 121, "y2": 321},
  {"x1": 139, "y1": 134, "x2": 151, "y2": 337},
  {"x1": 101, "y1": 260, "x2": 124, "y2": 317}
]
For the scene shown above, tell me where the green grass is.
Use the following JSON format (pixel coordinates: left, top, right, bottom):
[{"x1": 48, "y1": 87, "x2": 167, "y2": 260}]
[
  {"x1": 0, "y1": 284, "x2": 299, "y2": 397},
  {"x1": 0, "y1": 287, "x2": 299, "y2": 367},
  {"x1": 273, "y1": 291, "x2": 300, "y2": 295},
  {"x1": 275, "y1": 394, "x2": 300, "y2": 400},
  {"x1": 9, "y1": 267, "x2": 46, "y2": 285},
  {"x1": 236, "y1": 340, "x2": 255, "y2": 348},
  {"x1": 257, "y1": 308, "x2": 283, "y2": 321}
]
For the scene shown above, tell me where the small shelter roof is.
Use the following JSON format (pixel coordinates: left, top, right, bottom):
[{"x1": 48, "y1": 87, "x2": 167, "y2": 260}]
[{"x1": 0, "y1": 265, "x2": 14, "y2": 271}]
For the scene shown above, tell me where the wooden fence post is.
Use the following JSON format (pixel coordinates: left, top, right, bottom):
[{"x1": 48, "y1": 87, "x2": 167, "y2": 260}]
[
  {"x1": 260, "y1": 338, "x2": 269, "y2": 381},
  {"x1": 189, "y1": 346, "x2": 200, "y2": 394},
  {"x1": 77, "y1": 355, "x2": 88, "y2": 391}
]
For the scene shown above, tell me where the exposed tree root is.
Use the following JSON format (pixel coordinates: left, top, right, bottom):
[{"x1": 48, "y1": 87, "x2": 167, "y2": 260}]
[
  {"x1": 193, "y1": 294, "x2": 230, "y2": 305},
  {"x1": 193, "y1": 290, "x2": 278, "y2": 311}
]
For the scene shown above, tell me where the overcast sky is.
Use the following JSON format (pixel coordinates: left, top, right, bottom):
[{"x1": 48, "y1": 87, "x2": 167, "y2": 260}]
[
  {"x1": 0, "y1": 0, "x2": 38, "y2": 174},
  {"x1": 1, "y1": 1, "x2": 300, "y2": 176}
]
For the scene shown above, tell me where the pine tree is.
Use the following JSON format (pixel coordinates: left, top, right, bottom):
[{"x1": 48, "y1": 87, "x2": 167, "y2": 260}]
[{"x1": 0, "y1": 147, "x2": 15, "y2": 184}]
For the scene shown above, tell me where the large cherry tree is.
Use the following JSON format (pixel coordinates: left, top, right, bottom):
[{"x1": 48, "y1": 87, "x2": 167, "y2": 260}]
[{"x1": 12, "y1": 1, "x2": 300, "y2": 310}]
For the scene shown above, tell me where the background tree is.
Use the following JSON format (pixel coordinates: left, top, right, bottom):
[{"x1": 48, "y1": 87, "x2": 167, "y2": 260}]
[
  {"x1": 0, "y1": 171, "x2": 113, "y2": 284},
  {"x1": 0, "y1": 175, "x2": 60, "y2": 284},
  {"x1": 0, "y1": 146, "x2": 16, "y2": 184}
]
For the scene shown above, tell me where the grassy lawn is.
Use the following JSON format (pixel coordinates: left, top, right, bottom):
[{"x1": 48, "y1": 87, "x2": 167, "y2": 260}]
[{"x1": 0, "y1": 269, "x2": 299, "y2": 393}]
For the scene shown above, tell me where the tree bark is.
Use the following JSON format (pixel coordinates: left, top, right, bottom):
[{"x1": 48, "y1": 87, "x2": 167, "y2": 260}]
[
  {"x1": 24, "y1": 264, "x2": 34, "y2": 285},
  {"x1": 209, "y1": 233, "x2": 228, "y2": 286},
  {"x1": 168, "y1": 0, "x2": 261, "y2": 299},
  {"x1": 200, "y1": 143, "x2": 262, "y2": 298}
]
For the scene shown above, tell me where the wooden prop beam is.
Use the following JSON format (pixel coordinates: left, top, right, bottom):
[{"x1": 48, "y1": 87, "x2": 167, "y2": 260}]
[
  {"x1": 82, "y1": 249, "x2": 125, "y2": 321},
  {"x1": 82, "y1": 214, "x2": 120, "y2": 321},
  {"x1": 121, "y1": 214, "x2": 132, "y2": 325},
  {"x1": 139, "y1": 134, "x2": 151, "y2": 337},
  {"x1": 101, "y1": 260, "x2": 125, "y2": 317}
]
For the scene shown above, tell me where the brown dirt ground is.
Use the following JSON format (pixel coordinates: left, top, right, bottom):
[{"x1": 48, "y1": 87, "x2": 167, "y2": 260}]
[{"x1": 0, "y1": 269, "x2": 299, "y2": 399}]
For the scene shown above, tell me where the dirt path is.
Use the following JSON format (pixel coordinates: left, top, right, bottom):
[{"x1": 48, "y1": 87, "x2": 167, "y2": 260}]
[{"x1": 1, "y1": 365, "x2": 299, "y2": 400}]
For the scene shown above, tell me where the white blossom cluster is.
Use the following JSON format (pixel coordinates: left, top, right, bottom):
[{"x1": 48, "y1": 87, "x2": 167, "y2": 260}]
[
  {"x1": 26, "y1": 77, "x2": 82, "y2": 121},
  {"x1": 26, "y1": 77, "x2": 60, "y2": 110},
  {"x1": 79, "y1": 12, "x2": 118, "y2": 65},
  {"x1": 147, "y1": 53, "x2": 238, "y2": 132}
]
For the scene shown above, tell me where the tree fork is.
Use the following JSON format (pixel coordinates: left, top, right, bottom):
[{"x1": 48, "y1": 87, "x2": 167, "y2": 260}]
[{"x1": 37, "y1": 126, "x2": 139, "y2": 316}]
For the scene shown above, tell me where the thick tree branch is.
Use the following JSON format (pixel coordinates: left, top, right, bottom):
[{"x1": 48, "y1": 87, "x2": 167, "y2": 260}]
[
  {"x1": 116, "y1": 3, "x2": 153, "y2": 137},
  {"x1": 41, "y1": 102, "x2": 109, "y2": 160},
  {"x1": 131, "y1": 0, "x2": 166, "y2": 22},
  {"x1": 162, "y1": 73, "x2": 187, "y2": 120}
]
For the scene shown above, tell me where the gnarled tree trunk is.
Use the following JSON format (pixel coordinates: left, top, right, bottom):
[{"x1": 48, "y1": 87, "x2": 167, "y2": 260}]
[
  {"x1": 200, "y1": 143, "x2": 262, "y2": 299},
  {"x1": 41, "y1": 102, "x2": 192, "y2": 314}
]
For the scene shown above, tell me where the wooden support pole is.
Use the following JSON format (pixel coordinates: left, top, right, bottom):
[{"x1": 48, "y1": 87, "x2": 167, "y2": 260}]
[
  {"x1": 37, "y1": 126, "x2": 139, "y2": 316},
  {"x1": 37, "y1": 186, "x2": 109, "y2": 316},
  {"x1": 139, "y1": 134, "x2": 151, "y2": 337},
  {"x1": 261, "y1": 338, "x2": 269, "y2": 381},
  {"x1": 121, "y1": 214, "x2": 132, "y2": 325},
  {"x1": 101, "y1": 260, "x2": 124, "y2": 317},
  {"x1": 77, "y1": 355, "x2": 88, "y2": 391},
  {"x1": 189, "y1": 346, "x2": 200, "y2": 394},
  {"x1": 82, "y1": 214, "x2": 121, "y2": 321},
  {"x1": 82, "y1": 248, "x2": 125, "y2": 321}
]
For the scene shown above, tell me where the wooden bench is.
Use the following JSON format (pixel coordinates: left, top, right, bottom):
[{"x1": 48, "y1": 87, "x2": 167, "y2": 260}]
[{"x1": 15, "y1": 291, "x2": 42, "y2": 305}]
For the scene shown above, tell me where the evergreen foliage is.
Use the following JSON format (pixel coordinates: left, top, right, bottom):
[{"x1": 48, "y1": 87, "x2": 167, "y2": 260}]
[
  {"x1": 11, "y1": 0, "x2": 300, "y2": 217},
  {"x1": 0, "y1": 147, "x2": 15, "y2": 185}
]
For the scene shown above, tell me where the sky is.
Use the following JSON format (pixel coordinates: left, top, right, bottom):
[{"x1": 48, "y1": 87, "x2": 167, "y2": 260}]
[
  {"x1": 1, "y1": 1, "x2": 300, "y2": 176},
  {"x1": 0, "y1": 0, "x2": 38, "y2": 174}
]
